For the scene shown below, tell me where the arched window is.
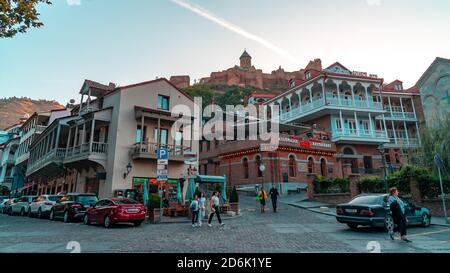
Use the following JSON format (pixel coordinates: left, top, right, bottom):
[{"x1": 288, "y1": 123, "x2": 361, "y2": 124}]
[
  {"x1": 289, "y1": 155, "x2": 297, "y2": 177},
  {"x1": 308, "y1": 157, "x2": 314, "y2": 174},
  {"x1": 255, "y1": 155, "x2": 263, "y2": 177},
  {"x1": 343, "y1": 147, "x2": 354, "y2": 155},
  {"x1": 320, "y1": 158, "x2": 327, "y2": 177},
  {"x1": 243, "y1": 158, "x2": 249, "y2": 179}
]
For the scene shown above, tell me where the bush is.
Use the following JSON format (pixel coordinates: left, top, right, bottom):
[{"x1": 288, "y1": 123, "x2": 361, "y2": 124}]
[
  {"x1": 313, "y1": 176, "x2": 349, "y2": 194},
  {"x1": 147, "y1": 193, "x2": 161, "y2": 212},
  {"x1": 229, "y1": 186, "x2": 239, "y2": 203},
  {"x1": 358, "y1": 176, "x2": 385, "y2": 193},
  {"x1": 417, "y1": 178, "x2": 450, "y2": 199},
  {"x1": 388, "y1": 165, "x2": 432, "y2": 195}
]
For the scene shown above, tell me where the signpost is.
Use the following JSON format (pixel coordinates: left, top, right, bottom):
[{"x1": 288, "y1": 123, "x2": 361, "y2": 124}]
[
  {"x1": 434, "y1": 154, "x2": 448, "y2": 224},
  {"x1": 157, "y1": 148, "x2": 169, "y2": 222}
]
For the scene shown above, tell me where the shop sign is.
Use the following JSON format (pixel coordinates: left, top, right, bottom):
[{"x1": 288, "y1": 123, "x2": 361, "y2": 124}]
[{"x1": 133, "y1": 177, "x2": 149, "y2": 184}]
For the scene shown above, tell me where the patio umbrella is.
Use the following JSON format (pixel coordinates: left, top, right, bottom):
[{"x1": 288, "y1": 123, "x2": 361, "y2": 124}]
[
  {"x1": 220, "y1": 175, "x2": 227, "y2": 202},
  {"x1": 185, "y1": 177, "x2": 196, "y2": 201},
  {"x1": 176, "y1": 181, "x2": 182, "y2": 204}
]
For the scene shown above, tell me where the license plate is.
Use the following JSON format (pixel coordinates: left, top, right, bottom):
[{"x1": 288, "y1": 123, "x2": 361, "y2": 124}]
[
  {"x1": 127, "y1": 208, "x2": 139, "y2": 213},
  {"x1": 346, "y1": 209, "x2": 357, "y2": 214}
]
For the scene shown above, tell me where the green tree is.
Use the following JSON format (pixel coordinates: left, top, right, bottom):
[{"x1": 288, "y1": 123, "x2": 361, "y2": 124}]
[
  {"x1": 183, "y1": 85, "x2": 215, "y2": 108},
  {"x1": 1, "y1": 0, "x2": 52, "y2": 38},
  {"x1": 419, "y1": 114, "x2": 450, "y2": 177}
]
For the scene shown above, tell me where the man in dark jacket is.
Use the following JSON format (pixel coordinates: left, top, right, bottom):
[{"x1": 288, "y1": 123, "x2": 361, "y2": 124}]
[{"x1": 269, "y1": 186, "x2": 279, "y2": 213}]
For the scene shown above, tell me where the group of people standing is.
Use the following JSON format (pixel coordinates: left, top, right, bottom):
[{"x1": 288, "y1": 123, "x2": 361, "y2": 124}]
[{"x1": 189, "y1": 191, "x2": 225, "y2": 228}]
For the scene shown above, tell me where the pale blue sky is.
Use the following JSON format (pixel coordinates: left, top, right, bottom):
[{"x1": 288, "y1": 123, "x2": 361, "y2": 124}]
[{"x1": 1, "y1": 0, "x2": 449, "y2": 103}]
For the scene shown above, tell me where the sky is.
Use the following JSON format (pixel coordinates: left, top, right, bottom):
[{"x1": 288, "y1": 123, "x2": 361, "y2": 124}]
[{"x1": 1, "y1": 0, "x2": 450, "y2": 104}]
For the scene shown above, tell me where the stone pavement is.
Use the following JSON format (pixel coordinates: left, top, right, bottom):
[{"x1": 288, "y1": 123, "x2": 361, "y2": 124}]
[{"x1": 0, "y1": 193, "x2": 449, "y2": 253}]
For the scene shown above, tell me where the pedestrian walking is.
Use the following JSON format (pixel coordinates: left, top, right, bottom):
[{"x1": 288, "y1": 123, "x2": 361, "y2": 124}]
[
  {"x1": 388, "y1": 187, "x2": 411, "y2": 242},
  {"x1": 198, "y1": 192, "x2": 206, "y2": 227},
  {"x1": 269, "y1": 185, "x2": 279, "y2": 213},
  {"x1": 208, "y1": 191, "x2": 224, "y2": 227},
  {"x1": 190, "y1": 195, "x2": 199, "y2": 228},
  {"x1": 258, "y1": 188, "x2": 267, "y2": 213}
]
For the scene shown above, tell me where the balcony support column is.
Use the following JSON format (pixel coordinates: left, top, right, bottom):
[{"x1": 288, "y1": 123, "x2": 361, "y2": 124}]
[
  {"x1": 287, "y1": 94, "x2": 292, "y2": 112},
  {"x1": 73, "y1": 124, "x2": 79, "y2": 153},
  {"x1": 82, "y1": 122, "x2": 86, "y2": 145},
  {"x1": 65, "y1": 127, "x2": 72, "y2": 157},
  {"x1": 354, "y1": 112, "x2": 360, "y2": 136},
  {"x1": 382, "y1": 115, "x2": 389, "y2": 140},
  {"x1": 55, "y1": 124, "x2": 61, "y2": 155},
  {"x1": 339, "y1": 110, "x2": 344, "y2": 135},
  {"x1": 350, "y1": 83, "x2": 356, "y2": 106},
  {"x1": 368, "y1": 113, "x2": 375, "y2": 138},
  {"x1": 364, "y1": 84, "x2": 370, "y2": 108},
  {"x1": 388, "y1": 96, "x2": 393, "y2": 117},
  {"x1": 322, "y1": 78, "x2": 327, "y2": 105},
  {"x1": 391, "y1": 120, "x2": 398, "y2": 144},
  {"x1": 296, "y1": 91, "x2": 302, "y2": 113},
  {"x1": 336, "y1": 81, "x2": 342, "y2": 106},
  {"x1": 399, "y1": 97, "x2": 406, "y2": 119},
  {"x1": 157, "y1": 118, "x2": 161, "y2": 149},
  {"x1": 309, "y1": 87, "x2": 313, "y2": 105},
  {"x1": 403, "y1": 120, "x2": 410, "y2": 146},
  {"x1": 140, "y1": 115, "x2": 145, "y2": 148},
  {"x1": 410, "y1": 97, "x2": 417, "y2": 119},
  {"x1": 89, "y1": 120, "x2": 95, "y2": 153},
  {"x1": 416, "y1": 122, "x2": 421, "y2": 146},
  {"x1": 79, "y1": 95, "x2": 84, "y2": 116}
]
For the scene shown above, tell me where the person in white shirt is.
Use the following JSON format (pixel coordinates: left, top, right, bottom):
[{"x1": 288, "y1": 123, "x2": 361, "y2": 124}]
[
  {"x1": 198, "y1": 192, "x2": 206, "y2": 227},
  {"x1": 208, "y1": 191, "x2": 224, "y2": 227},
  {"x1": 190, "y1": 195, "x2": 199, "y2": 228}
]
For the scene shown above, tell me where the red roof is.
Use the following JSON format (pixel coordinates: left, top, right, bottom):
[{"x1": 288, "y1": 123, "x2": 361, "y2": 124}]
[{"x1": 250, "y1": 92, "x2": 276, "y2": 99}]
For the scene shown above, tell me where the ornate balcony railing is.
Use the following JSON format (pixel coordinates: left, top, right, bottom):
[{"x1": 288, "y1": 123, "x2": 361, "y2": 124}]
[
  {"x1": 65, "y1": 142, "x2": 108, "y2": 160},
  {"x1": 132, "y1": 143, "x2": 189, "y2": 161},
  {"x1": 332, "y1": 129, "x2": 388, "y2": 140}
]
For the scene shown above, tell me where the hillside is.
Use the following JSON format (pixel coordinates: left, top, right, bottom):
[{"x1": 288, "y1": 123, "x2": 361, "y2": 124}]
[{"x1": 0, "y1": 97, "x2": 64, "y2": 130}]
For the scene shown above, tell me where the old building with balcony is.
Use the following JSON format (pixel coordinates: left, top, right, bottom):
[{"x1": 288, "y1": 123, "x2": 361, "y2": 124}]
[
  {"x1": 26, "y1": 78, "x2": 198, "y2": 200},
  {"x1": 265, "y1": 61, "x2": 421, "y2": 177}
]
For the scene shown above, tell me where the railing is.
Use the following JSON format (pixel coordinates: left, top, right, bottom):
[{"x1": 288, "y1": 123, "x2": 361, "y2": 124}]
[
  {"x1": 3, "y1": 154, "x2": 16, "y2": 165},
  {"x1": 35, "y1": 125, "x2": 47, "y2": 134},
  {"x1": 278, "y1": 95, "x2": 384, "y2": 122},
  {"x1": 79, "y1": 105, "x2": 99, "y2": 115},
  {"x1": 65, "y1": 142, "x2": 108, "y2": 159},
  {"x1": 385, "y1": 138, "x2": 420, "y2": 148},
  {"x1": 383, "y1": 111, "x2": 416, "y2": 120},
  {"x1": 132, "y1": 143, "x2": 189, "y2": 159},
  {"x1": 26, "y1": 148, "x2": 66, "y2": 175},
  {"x1": 333, "y1": 129, "x2": 388, "y2": 139},
  {"x1": 351, "y1": 168, "x2": 383, "y2": 175}
]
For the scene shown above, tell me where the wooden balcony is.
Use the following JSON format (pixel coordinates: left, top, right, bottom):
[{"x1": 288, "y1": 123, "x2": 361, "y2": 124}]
[{"x1": 131, "y1": 143, "x2": 189, "y2": 162}]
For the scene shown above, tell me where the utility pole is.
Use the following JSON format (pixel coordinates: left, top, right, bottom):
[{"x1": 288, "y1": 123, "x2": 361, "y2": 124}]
[{"x1": 435, "y1": 154, "x2": 448, "y2": 224}]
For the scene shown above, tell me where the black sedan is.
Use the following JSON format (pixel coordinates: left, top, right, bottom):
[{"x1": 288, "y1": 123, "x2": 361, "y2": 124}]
[
  {"x1": 49, "y1": 193, "x2": 98, "y2": 223},
  {"x1": 336, "y1": 194, "x2": 432, "y2": 230}
]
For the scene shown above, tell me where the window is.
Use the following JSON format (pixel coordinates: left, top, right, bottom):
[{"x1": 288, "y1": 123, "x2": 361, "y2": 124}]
[
  {"x1": 157, "y1": 95, "x2": 170, "y2": 110},
  {"x1": 154, "y1": 128, "x2": 168, "y2": 146},
  {"x1": 306, "y1": 73, "x2": 311, "y2": 80},
  {"x1": 394, "y1": 84, "x2": 402, "y2": 91},
  {"x1": 255, "y1": 155, "x2": 263, "y2": 177},
  {"x1": 308, "y1": 157, "x2": 314, "y2": 174},
  {"x1": 243, "y1": 158, "x2": 249, "y2": 179},
  {"x1": 289, "y1": 155, "x2": 297, "y2": 177},
  {"x1": 336, "y1": 119, "x2": 342, "y2": 131},
  {"x1": 320, "y1": 158, "x2": 327, "y2": 177},
  {"x1": 136, "y1": 125, "x2": 147, "y2": 144}
]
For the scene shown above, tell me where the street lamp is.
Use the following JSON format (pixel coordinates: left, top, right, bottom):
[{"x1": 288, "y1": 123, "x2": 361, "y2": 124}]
[
  {"x1": 377, "y1": 144, "x2": 388, "y2": 193},
  {"x1": 123, "y1": 163, "x2": 132, "y2": 179},
  {"x1": 260, "y1": 163, "x2": 266, "y2": 192}
]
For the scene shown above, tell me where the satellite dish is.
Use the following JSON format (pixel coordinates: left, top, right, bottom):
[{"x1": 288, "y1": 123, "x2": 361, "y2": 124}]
[{"x1": 69, "y1": 99, "x2": 75, "y2": 104}]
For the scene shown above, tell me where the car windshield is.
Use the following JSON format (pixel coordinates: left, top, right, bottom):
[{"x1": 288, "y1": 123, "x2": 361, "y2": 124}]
[
  {"x1": 114, "y1": 199, "x2": 138, "y2": 205},
  {"x1": 77, "y1": 195, "x2": 98, "y2": 205},
  {"x1": 48, "y1": 196, "x2": 62, "y2": 202},
  {"x1": 349, "y1": 196, "x2": 383, "y2": 205}
]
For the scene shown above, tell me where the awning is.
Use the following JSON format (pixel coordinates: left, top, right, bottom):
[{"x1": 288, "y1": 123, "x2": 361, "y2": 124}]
[{"x1": 194, "y1": 175, "x2": 226, "y2": 184}]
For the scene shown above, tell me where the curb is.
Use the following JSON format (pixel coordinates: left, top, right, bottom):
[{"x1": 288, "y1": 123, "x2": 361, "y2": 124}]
[{"x1": 288, "y1": 203, "x2": 336, "y2": 217}]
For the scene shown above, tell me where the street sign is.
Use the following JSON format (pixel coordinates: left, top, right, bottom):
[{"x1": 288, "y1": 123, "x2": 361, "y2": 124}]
[
  {"x1": 157, "y1": 175, "x2": 168, "y2": 181},
  {"x1": 157, "y1": 169, "x2": 168, "y2": 176},
  {"x1": 158, "y1": 160, "x2": 168, "y2": 165},
  {"x1": 259, "y1": 165, "x2": 266, "y2": 172},
  {"x1": 434, "y1": 154, "x2": 444, "y2": 169},
  {"x1": 184, "y1": 161, "x2": 197, "y2": 165},
  {"x1": 157, "y1": 148, "x2": 168, "y2": 160},
  {"x1": 157, "y1": 164, "x2": 167, "y2": 170}
]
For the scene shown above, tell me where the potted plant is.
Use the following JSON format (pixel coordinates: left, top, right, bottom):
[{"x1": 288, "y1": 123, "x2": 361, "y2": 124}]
[
  {"x1": 147, "y1": 193, "x2": 162, "y2": 224},
  {"x1": 229, "y1": 186, "x2": 239, "y2": 213}
]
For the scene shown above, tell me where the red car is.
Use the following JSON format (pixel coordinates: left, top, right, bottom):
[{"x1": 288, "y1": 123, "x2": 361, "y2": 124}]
[{"x1": 83, "y1": 198, "x2": 145, "y2": 228}]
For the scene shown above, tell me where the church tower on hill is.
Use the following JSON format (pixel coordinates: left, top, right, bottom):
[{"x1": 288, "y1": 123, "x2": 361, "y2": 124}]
[{"x1": 240, "y1": 50, "x2": 252, "y2": 69}]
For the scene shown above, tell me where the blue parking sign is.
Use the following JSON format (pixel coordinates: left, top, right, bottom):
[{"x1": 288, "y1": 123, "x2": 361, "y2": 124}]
[{"x1": 157, "y1": 148, "x2": 168, "y2": 160}]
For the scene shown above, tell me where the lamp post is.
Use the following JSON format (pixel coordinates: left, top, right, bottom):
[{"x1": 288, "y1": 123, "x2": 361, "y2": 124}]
[{"x1": 377, "y1": 144, "x2": 388, "y2": 193}]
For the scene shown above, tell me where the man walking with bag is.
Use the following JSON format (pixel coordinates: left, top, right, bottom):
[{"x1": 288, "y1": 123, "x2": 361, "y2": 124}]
[
  {"x1": 208, "y1": 191, "x2": 224, "y2": 227},
  {"x1": 269, "y1": 185, "x2": 279, "y2": 213}
]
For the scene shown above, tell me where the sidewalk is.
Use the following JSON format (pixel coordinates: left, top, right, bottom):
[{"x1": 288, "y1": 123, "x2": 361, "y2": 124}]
[{"x1": 146, "y1": 212, "x2": 242, "y2": 225}]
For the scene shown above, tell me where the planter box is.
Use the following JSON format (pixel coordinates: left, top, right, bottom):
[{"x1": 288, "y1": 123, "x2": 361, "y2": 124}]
[
  {"x1": 148, "y1": 208, "x2": 161, "y2": 224},
  {"x1": 229, "y1": 203, "x2": 239, "y2": 214}
]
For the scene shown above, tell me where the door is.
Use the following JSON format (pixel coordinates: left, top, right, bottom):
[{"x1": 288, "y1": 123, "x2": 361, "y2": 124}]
[
  {"x1": 363, "y1": 156, "x2": 373, "y2": 174},
  {"x1": 347, "y1": 119, "x2": 357, "y2": 135},
  {"x1": 85, "y1": 178, "x2": 100, "y2": 195},
  {"x1": 91, "y1": 200, "x2": 105, "y2": 223}
]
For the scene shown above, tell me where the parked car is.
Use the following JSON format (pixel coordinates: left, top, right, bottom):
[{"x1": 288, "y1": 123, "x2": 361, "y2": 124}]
[
  {"x1": 3, "y1": 198, "x2": 19, "y2": 215},
  {"x1": 49, "y1": 193, "x2": 98, "y2": 223},
  {"x1": 9, "y1": 196, "x2": 37, "y2": 216},
  {"x1": 84, "y1": 198, "x2": 145, "y2": 228},
  {"x1": 0, "y1": 196, "x2": 8, "y2": 203},
  {"x1": 0, "y1": 199, "x2": 12, "y2": 214},
  {"x1": 28, "y1": 195, "x2": 63, "y2": 218},
  {"x1": 336, "y1": 194, "x2": 432, "y2": 230}
]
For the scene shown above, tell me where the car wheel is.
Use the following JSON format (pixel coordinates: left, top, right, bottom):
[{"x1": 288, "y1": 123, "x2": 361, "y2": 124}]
[
  {"x1": 49, "y1": 209, "x2": 55, "y2": 221},
  {"x1": 83, "y1": 214, "x2": 90, "y2": 225},
  {"x1": 104, "y1": 216, "x2": 112, "y2": 228},
  {"x1": 20, "y1": 208, "x2": 25, "y2": 216},
  {"x1": 385, "y1": 215, "x2": 394, "y2": 232},
  {"x1": 63, "y1": 211, "x2": 71, "y2": 223},
  {"x1": 37, "y1": 208, "x2": 42, "y2": 219},
  {"x1": 421, "y1": 213, "x2": 431, "y2": 227},
  {"x1": 347, "y1": 223, "x2": 358, "y2": 229},
  {"x1": 134, "y1": 221, "x2": 143, "y2": 227}
]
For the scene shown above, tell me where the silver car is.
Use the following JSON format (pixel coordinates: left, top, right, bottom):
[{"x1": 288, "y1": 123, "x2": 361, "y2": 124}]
[
  {"x1": 9, "y1": 196, "x2": 37, "y2": 216},
  {"x1": 28, "y1": 195, "x2": 62, "y2": 218}
]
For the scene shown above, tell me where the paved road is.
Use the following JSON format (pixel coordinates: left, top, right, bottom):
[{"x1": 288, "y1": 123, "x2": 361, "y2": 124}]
[{"x1": 0, "y1": 194, "x2": 449, "y2": 253}]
